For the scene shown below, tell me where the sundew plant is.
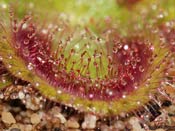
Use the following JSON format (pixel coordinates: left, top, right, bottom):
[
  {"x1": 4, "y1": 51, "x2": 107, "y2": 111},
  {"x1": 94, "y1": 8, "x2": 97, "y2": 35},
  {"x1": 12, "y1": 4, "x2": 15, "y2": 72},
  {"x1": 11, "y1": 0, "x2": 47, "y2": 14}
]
[{"x1": 0, "y1": 0, "x2": 175, "y2": 129}]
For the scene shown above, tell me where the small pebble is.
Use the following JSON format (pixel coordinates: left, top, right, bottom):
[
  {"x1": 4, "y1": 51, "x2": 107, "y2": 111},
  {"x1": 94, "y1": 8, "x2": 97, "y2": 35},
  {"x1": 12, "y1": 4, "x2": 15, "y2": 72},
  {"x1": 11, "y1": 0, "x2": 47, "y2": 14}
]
[
  {"x1": 66, "y1": 118, "x2": 80, "y2": 128},
  {"x1": 10, "y1": 124, "x2": 19, "y2": 129},
  {"x1": 25, "y1": 97, "x2": 40, "y2": 110},
  {"x1": 15, "y1": 115, "x2": 22, "y2": 122},
  {"x1": 1, "y1": 111, "x2": 16, "y2": 124},
  {"x1": 30, "y1": 113, "x2": 41, "y2": 124},
  {"x1": 101, "y1": 125, "x2": 110, "y2": 131},
  {"x1": 23, "y1": 117, "x2": 31, "y2": 124},
  {"x1": 25, "y1": 124, "x2": 33, "y2": 131},
  {"x1": 50, "y1": 106, "x2": 61, "y2": 114},
  {"x1": 20, "y1": 111, "x2": 27, "y2": 117},
  {"x1": 129, "y1": 117, "x2": 145, "y2": 131},
  {"x1": 52, "y1": 117, "x2": 61, "y2": 127},
  {"x1": 114, "y1": 120, "x2": 125, "y2": 130},
  {"x1": 168, "y1": 105, "x2": 175, "y2": 114},
  {"x1": 18, "y1": 124, "x2": 25, "y2": 131},
  {"x1": 18, "y1": 91, "x2": 25, "y2": 99},
  {"x1": 82, "y1": 114, "x2": 97, "y2": 129},
  {"x1": 55, "y1": 113, "x2": 66, "y2": 124}
]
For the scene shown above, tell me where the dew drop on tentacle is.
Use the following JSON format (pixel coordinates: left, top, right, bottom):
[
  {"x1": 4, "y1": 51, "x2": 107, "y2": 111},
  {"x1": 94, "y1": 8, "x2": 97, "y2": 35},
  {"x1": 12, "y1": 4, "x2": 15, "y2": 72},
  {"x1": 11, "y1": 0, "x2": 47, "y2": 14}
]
[{"x1": 27, "y1": 63, "x2": 34, "y2": 71}]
